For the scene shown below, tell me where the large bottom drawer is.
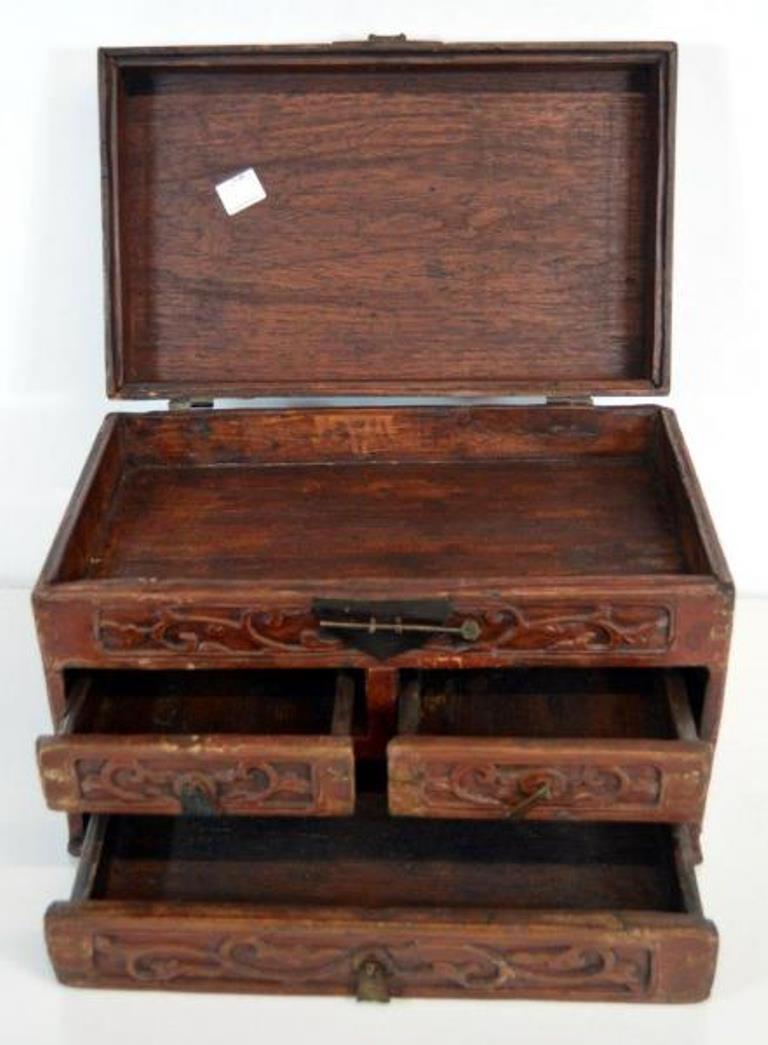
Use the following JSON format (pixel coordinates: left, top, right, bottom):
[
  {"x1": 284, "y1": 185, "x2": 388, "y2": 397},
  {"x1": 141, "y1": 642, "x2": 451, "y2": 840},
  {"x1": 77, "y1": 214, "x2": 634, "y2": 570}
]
[{"x1": 46, "y1": 801, "x2": 716, "y2": 1002}]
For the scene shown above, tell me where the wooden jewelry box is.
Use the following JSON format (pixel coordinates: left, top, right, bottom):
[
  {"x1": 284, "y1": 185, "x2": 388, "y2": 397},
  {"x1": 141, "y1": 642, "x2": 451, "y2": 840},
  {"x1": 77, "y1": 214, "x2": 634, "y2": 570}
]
[{"x1": 33, "y1": 39, "x2": 733, "y2": 1003}]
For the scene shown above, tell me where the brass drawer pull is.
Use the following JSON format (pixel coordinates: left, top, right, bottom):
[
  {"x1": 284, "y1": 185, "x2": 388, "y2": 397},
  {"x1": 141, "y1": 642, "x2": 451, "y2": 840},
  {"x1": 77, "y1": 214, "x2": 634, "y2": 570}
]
[
  {"x1": 356, "y1": 957, "x2": 391, "y2": 1002},
  {"x1": 318, "y1": 615, "x2": 481, "y2": 642},
  {"x1": 506, "y1": 783, "x2": 551, "y2": 819}
]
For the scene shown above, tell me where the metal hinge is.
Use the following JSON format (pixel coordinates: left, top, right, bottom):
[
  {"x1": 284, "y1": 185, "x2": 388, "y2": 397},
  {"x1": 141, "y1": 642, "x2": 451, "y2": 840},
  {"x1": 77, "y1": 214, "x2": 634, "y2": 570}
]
[
  {"x1": 366, "y1": 33, "x2": 408, "y2": 44},
  {"x1": 332, "y1": 33, "x2": 441, "y2": 47},
  {"x1": 168, "y1": 398, "x2": 214, "y2": 411},
  {"x1": 545, "y1": 396, "x2": 593, "y2": 407}
]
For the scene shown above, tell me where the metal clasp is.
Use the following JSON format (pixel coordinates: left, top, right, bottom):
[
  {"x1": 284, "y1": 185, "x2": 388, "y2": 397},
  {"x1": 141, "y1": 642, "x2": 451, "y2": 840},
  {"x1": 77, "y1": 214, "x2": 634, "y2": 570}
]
[
  {"x1": 313, "y1": 598, "x2": 477, "y2": 659},
  {"x1": 318, "y1": 615, "x2": 481, "y2": 642}
]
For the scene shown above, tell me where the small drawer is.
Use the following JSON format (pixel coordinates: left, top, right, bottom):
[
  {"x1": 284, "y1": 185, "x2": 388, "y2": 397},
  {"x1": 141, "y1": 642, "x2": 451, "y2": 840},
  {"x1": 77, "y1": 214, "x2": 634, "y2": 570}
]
[
  {"x1": 388, "y1": 669, "x2": 711, "y2": 822},
  {"x1": 38, "y1": 669, "x2": 357, "y2": 817},
  {"x1": 45, "y1": 806, "x2": 716, "y2": 1001}
]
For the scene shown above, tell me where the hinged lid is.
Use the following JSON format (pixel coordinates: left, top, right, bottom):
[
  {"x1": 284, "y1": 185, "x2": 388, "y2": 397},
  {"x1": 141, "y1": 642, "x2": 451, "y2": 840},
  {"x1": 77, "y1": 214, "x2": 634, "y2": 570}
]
[{"x1": 100, "y1": 40, "x2": 675, "y2": 399}]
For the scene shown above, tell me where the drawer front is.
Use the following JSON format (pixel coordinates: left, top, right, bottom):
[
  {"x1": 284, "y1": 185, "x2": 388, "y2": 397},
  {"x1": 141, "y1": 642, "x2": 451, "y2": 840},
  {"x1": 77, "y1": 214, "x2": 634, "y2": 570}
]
[
  {"x1": 38, "y1": 735, "x2": 354, "y2": 817},
  {"x1": 91, "y1": 600, "x2": 674, "y2": 662},
  {"x1": 46, "y1": 903, "x2": 716, "y2": 1003},
  {"x1": 388, "y1": 738, "x2": 710, "y2": 822}
]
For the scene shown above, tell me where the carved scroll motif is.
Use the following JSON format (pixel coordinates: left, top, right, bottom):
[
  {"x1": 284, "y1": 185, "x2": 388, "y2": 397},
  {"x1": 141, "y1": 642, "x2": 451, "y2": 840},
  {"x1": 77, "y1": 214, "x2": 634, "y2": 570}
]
[
  {"x1": 91, "y1": 931, "x2": 653, "y2": 997},
  {"x1": 405, "y1": 761, "x2": 663, "y2": 816},
  {"x1": 432, "y1": 604, "x2": 673, "y2": 654},
  {"x1": 73, "y1": 756, "x2": 351, "y2": 815},
  {"x1": 96, "y1": 603, "x2": 672, "y2": 658},
  {"x1": 96, "y1": 607, "x2": 341, "y2": 656}
]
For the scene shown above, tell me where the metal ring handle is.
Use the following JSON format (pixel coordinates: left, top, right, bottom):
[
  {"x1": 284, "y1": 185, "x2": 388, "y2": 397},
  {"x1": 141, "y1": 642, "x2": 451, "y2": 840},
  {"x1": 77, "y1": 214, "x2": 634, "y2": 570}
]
[{"x1": 505, "y1": 782, "x2": 551, "y2": 819}]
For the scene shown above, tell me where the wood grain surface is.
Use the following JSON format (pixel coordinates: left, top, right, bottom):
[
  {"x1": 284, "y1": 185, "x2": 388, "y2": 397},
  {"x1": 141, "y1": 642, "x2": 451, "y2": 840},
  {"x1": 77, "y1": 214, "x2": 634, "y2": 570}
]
[
  {"x1": 100, "y1": 43, "x2": 674, "y2": 398},
  {"x1": 45, "y1": 810, "x2": 716, "y2": 1001}
]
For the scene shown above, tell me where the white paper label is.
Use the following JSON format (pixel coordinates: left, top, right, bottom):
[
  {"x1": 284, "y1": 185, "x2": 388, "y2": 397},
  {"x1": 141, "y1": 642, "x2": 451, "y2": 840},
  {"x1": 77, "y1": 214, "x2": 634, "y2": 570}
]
[{"x1": 215, "y1": 168, "x2": 266, "y2": 215}]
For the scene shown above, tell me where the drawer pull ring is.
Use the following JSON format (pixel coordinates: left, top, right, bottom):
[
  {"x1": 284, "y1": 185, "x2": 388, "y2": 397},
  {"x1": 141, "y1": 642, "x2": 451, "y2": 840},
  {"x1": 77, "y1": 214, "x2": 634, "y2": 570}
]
[
  {"x1": 178, "y1": 780, "x2": 219, "y2": 816},
  {"x1": 318, "y1": 615, "x2": 481, "y2": 642},
  {"x1": 506, "y1": 782, "x2": 551, "y2": 819},
  {"x1": 356, "y1": 958, "x2": 391, "y2": 1003}
]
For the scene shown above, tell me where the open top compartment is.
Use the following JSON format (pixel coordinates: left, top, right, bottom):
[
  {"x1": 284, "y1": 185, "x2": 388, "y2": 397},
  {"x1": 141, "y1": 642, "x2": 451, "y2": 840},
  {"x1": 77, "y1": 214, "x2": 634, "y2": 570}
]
[{"x1": 42, "y1": 405, "x2": 724, "y2": 589}]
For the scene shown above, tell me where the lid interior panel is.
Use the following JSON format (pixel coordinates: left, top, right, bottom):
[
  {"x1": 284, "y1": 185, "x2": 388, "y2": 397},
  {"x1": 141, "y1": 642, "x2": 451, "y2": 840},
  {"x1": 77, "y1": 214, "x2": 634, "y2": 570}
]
[{"x1": 102, "y1": 45, "x2": 674, "y2": 398}]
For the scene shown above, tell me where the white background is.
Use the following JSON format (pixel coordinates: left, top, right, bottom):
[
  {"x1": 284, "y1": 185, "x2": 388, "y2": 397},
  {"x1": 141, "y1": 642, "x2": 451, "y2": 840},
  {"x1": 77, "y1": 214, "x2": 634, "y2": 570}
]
[
  {"x1": 0, "y1": 0, "x2": 767, "y2": 594},
  {"x1": 1, "y1": 1, "x2": 767, "y2": 1042}
]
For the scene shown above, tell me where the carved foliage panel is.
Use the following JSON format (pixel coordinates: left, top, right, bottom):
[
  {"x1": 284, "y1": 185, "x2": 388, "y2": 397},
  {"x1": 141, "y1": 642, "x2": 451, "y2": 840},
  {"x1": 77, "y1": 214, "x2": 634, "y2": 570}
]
[
  {"x1": 39, "y1": 745, "x2": 354, "y2": 816},
  {"x1": 96, "y1": 606, "x2": 338, "y2": 657},
  {"x1": 83, "y1": 926, "x2": 654, "y2": 999},
  {"x1": 389, "y1": 733, "x2": 709, "y2": 821},
  {"x1": 390, "y1": 757, "x2": 665, "y2": 820},
  {"x1": 435, "y1": 604, "x2": 672, "y2": 655},
  {"x1": 95, "y1": 602, "x2": 673, "y2": 660}
]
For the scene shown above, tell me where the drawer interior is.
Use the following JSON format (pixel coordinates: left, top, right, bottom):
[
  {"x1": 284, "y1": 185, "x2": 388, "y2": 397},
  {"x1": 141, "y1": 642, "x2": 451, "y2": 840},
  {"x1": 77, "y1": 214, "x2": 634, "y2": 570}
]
[
  {"x1": 397, "y1": 668, "x2": 703, "y2": 740},
  {"x1": 63, "y1": 669, "x2": 366, "y2": 736},
  {"x1": 81, "y1": 800, "x2": 696, "y2": 914}
]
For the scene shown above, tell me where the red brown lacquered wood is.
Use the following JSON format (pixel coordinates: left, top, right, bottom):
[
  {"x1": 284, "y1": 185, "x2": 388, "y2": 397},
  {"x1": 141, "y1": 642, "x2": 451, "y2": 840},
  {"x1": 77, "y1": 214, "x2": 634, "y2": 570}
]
[
  {"x1": 46, "y1": 904, "x2": 716, "y2": 1002},
  {"x1": 389, "y1": 738, "x2": 709, "y2": 823},
  {"x1": 45, "y1": 813, "x2": 717, "y2": 1002},
  {"x1": 38, "y1": 735, "x2": 355, "y2": 817},
  {"x1": 37, "y1": 673, "x2": 356, "y2": 816},
  {"x1": 388, "y1": 672, "x2": 712, "y2": 822}
]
